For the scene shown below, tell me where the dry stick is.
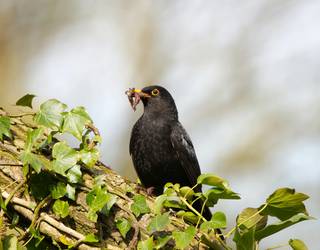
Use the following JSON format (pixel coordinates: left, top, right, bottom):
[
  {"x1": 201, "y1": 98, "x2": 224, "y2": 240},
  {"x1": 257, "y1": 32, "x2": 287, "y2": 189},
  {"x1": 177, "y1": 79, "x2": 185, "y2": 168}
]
[
  {"x1": 0, "y1": 163, "x2": 23, "y2": 166},
  {"x1": 40, "y1": 213, "x2": 85, "y2": 240},
  {"x1": 4, "y1": 178, "x2": 27, "y2": 207},
  {"x1": 1, "y1": 191, "x2": 98, "y2": 250},
  {"x1": 19, "y1": 195, "x2": 52, "y2": 241},
  {"x1": 8, "y1": 113, "x2": 36, "y2": 118},
  {"x1": 85, "y1": 123, "x2": 100, "y2": 150}
]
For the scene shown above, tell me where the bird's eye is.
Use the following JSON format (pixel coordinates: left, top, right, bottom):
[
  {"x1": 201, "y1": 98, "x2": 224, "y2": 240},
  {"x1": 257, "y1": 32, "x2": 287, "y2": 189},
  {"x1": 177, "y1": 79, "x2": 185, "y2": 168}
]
[{"x1": 151, "y1": 89, "x2": 160, "y2": 96}]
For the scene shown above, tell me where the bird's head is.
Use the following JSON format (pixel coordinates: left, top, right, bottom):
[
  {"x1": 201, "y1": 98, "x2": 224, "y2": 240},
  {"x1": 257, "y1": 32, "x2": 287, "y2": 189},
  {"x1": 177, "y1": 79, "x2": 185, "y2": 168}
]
[{"x1": 126, "y1": 85, "x2": 178, "y2": 119}]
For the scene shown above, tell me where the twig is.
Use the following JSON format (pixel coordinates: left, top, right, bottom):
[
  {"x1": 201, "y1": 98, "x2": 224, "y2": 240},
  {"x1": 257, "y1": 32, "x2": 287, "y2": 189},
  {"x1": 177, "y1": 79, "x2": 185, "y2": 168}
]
[
  {"x1": 19, "y1": 195, "x2": 51, "y2": 240},
  {"x1": 85, "y1": 123, "x2": 100, "y2": 150},
  {"x1": 40, "y1": 213, "x2": 85, "y2": 239},
  {"x1": 8, "y1": 113, "x2": 36, "y2": 118},
  {"x1": 128, "y1": 222, "x2": 139, "y2": 250},
  {"x1": 0, "y1": 163, "x2": 23, "y2": 166},
  {"x1": 4, "y1": 178, "x2": 27, "y2": 208},
  {"x1": 1, "y1": 191, "x2": 36, "y2": 209}
]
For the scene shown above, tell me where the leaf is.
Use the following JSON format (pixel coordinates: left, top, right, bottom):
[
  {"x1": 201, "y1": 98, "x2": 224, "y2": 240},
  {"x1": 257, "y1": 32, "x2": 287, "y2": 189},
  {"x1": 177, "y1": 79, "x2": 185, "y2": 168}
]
[
  {"x1": 66, "y1": 165, "x2": 82, "y2": 183},
  {"x1": 204, "y1": 188, "x2": 240, "y2": 205},
  {"x1": 237, "y1": 208, "x2": 267, "y2": 231},
  {"x1": 263, "y1": 188, "x2": 309, "y2": 220},
  {"x1": 52, "y1": 142, "x2": 79, "y2": 175},
  {"x1": 137, "y1": 237, "x2": 154, "y2": 250},
  {"x1": 154, "y1": 235, "x2": 172, "y2": 249},
  {"x1": 131, "y1": 194, "x2": 150, "y2": 217},
  {"x1": 20, "y1": 151, "x2": 43, "y2": 173},
  {"x1": 16, "y1": 94, "x2": 36, "y2": 108},
  {"x1": 62, "y1": 106, "x2": 92, "y2": 140},
  {"x1": 51, "y1": 182, "x2": 67, "y2": 199},
  {"x1": 66, "y1": 184, "x2": 76, "y2": 200},
  {"x1": 255, "y1": 213, "x2": 312, "y2": 241},
  {"x1": 197, "y1": 173, "x2": 229, "y2": 189},
  {"x1": 289, "y1": 239, "x2": 308, "y2": 250},
  {"x1": 34, "y1": 99, "x2": 67, "y2": 129},
  {"x1": 101, "y1": 193, "x2": 117, "y2": 216},
  {"x1": 53, "y1": 199, "x2": 69, "y2": 218},
  {"x1": 200, "y1": 211, "x2": 227, "y2": 231},
  {"x1": 233, "y1": 226, "x2": 255, "y2": 250},
  {"x1": 0, "y1": 116, "x2": 11, "y2": 140},
  {"x1": 86, "y1": 187, "x2": 116, "y2": 222},
  {"x1": 2, "y1": 235, "x2": 26, "y2": 250},
  {"x1": 172, "y1": 226, "x2": 196, "y2": 250},
  {"x1": 179, "y1": 186, "x2": 195, "y2": 201},
  {"x1": 80, "y1": 148, "x2": 99, "y2": 167},
  {"x1": 24, "y1": 128, "x2": 44, "y2": 151},
  {"x1": 116, "y1": 218, "x2": 132, "y2": 238},
  {"x1": 147, "y1": 212, "x2": 170, "y2": 233},
  {"x1": 83, "y1": 233, "x2": 99, "y2": 243},
  {"x1": 176, "y1": 211, "x2": 198, "y2": 224}
]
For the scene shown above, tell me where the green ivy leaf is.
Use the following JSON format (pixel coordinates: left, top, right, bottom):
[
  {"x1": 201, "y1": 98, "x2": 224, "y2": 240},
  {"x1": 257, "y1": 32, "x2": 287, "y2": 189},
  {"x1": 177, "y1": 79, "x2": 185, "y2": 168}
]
[
  {"x1": 16, "y1": 94, "x2": 36, "y2": 108},
  {"x1": 86, "y1": 187, "x2": 116, "y2": 222},
  {"x1": 200, "y1": 211, "x2": 227, "y2": 231},
  {"x1": 176, "y1": 211, "x2": 198, "y2": 224},
  {"x1": 66, "y1": 184, "x2": 76, "y2": 201},
  {"x1": 62, "y1": 106, "x2": 92, "y2": 140},
  {"x1": 131, "y1": 194, "x2": 150, "y2": 217},
  {"x1": 233, "y1": 226, "x2": 255, "y2": 250},
  {"x1": 172, "y1": 226, "x2": 196, "y2": 250},
  {"x1": 0, "y1": 116, "x2": 11, "y2": 140},
  {"x1": 237, "y1": 208, "x2": 267, "y2": 231},
  {"x1": 147, "y1": 212, "x2": 170, "y2": 233},
  {"x1": 116, "y1": 218, "x2": 132, "y2": 238},
  {"x1": 154, "y1": 235, "x2": 172, "y2": 249},
  {"x1": 51, "y1": 182, "x2": 67, "y2": 199},
  {"x1": 52, "y1": 199, "x2": 69, "y2": 218},
  {"x1": 179, "y1": 186, "x2": 195, "y2": 201},
  {"x1": 137, "y1": 237, "x2": 153, "y2": 250},
  {"x1": 289, "y1": 239, "x2": 308, "y2": 250},
  {"x1": 52, "y1": 142, "x2": 79, "y2": 175},
  {"x1": 80, "y1": 148, "x2": 99, "y2": 167},
  {"x1": 83, "y1": 233, "x2": 99, "y2": 243},
  {"x1": 20, "y1": 151, "x2": 43, "y2": 173},
  {"x1": 2, "y1": 235, "x2": 26, "y2": 250},
  {"x1": 262, "y1": 188, "x2": 309, "y2": 221},
  {"x1": 255, "y1": 213, "x2": 312, "y2": 241},
  {"x1": 34, "y1": 99, "x2": 67, "y2": 129},
  {"x1": 66, "y1": 165, "x2": 82, "y2": 183},
  {"x1": 197, "y1": 173, "x2": 229, "y2": 189},
  {"x1": 25, "y1": 128, "x2": 44, "y2": 151},
  {"x1": 204, "y1": 188, "x2": 240, "y2": 206}
]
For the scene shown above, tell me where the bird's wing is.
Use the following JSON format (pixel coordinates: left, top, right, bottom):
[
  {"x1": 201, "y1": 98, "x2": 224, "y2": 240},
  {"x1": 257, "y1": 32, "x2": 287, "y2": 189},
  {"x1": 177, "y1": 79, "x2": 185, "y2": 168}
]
[{"x1": 170, "y1": 122, "x2": 201, "y2": 187}]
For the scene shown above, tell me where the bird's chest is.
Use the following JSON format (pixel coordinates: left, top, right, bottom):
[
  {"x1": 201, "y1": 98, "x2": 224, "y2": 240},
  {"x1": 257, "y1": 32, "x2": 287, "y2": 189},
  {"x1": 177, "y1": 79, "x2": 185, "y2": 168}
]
[{"x1": 132, "y1": 119, "x2": 177, "y2": 171}]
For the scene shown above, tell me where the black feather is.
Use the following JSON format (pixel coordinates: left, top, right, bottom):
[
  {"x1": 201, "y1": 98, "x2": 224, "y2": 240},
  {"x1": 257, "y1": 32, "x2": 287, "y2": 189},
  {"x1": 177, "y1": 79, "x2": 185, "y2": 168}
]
[{"x1": 129, "y1": 85, "x2": 212, "y2": 220}]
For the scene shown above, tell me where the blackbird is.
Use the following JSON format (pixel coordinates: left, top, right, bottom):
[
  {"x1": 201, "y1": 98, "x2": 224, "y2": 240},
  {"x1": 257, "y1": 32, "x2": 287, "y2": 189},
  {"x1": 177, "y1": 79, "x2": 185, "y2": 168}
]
[{"x1": 127, "y1": 85, "x2": 212, "y2": 220}]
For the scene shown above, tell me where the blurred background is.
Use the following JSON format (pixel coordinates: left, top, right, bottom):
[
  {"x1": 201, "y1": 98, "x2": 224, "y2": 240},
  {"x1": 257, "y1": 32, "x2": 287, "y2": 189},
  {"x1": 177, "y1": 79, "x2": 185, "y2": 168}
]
[{"x1": 0, "y1": 1, "x2": 319, "y2": 248}]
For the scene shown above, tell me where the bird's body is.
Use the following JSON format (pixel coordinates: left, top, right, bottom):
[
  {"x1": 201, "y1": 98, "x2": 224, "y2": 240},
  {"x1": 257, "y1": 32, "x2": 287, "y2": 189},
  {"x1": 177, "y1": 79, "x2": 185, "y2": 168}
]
[
  {"x1": 129, "y1": 86, "x2": 200, "y2": 193},
  {"x1": 128, "y1": 85, "x2": 211, "y2": 219}
]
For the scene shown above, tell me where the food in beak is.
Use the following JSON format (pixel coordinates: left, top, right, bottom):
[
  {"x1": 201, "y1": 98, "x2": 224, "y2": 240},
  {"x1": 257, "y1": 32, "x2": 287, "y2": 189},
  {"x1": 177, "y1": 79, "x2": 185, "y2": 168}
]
[{"x1": 125, "y1": 88, "x2": 141, "y2": 111}]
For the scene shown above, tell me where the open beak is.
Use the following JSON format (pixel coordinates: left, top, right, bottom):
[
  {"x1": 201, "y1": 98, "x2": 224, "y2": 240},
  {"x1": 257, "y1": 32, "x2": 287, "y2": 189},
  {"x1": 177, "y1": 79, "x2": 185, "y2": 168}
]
[{"x1": 125, "y1": 88, "x2": 150, "y2": 111}]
